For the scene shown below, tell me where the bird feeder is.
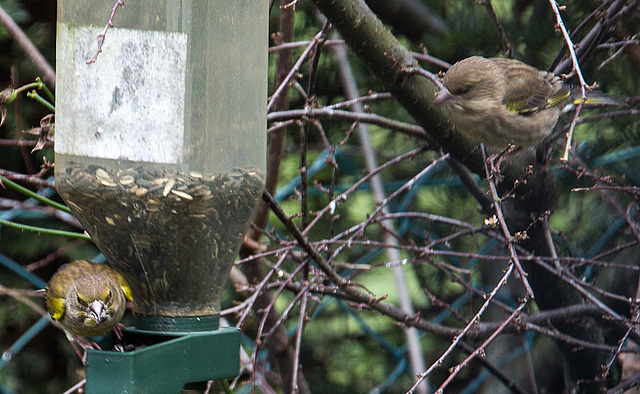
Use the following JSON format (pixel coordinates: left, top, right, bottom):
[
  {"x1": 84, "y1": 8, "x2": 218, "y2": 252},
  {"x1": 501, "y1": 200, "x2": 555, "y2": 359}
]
[{"x1": 55, "y1": 0, "x2": 266, "y2": 392}]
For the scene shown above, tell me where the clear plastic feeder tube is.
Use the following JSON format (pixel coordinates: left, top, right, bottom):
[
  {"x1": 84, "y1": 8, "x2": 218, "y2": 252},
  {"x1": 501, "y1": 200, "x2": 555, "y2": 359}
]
[{"x1": 55, "y1": 0, "x2": 266, "y2": 322}]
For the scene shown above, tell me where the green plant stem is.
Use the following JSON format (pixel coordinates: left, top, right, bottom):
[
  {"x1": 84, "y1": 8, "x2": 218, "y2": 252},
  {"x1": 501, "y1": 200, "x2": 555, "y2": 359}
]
[
  {"x1": 35, "y1": 77, "x2": 55, "y2": 104},
  {"x1": 26, "y1": 91, "x2": 55, "y2": 112},
  {"x1": 0, "y1": 218, "x2": 91, "y2": 240},
  {"x1": 8, "y1": 81, "x2": 40, "y2": 99},
  {"x1": 0, "y1": 175, "x2": 71, "y2": 214}
]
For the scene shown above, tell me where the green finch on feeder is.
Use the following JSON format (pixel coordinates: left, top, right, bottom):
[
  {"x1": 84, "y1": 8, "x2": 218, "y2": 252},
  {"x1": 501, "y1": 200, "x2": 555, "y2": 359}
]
[
  {"x1": 434, "y1": 56, "x2": 625, "y2": 148},
  {"x1": 45, "y1": 260, "x2": 132, "y2": 360}
]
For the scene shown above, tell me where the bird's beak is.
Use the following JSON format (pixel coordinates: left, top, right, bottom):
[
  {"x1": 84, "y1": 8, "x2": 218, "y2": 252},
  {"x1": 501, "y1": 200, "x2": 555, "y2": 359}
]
[
  {"x1": 89, "y1": 300, "x2": 106, "y2": 323},
  {"x1": 434, "y1": 88, "x2": 452, "y2": 105}
]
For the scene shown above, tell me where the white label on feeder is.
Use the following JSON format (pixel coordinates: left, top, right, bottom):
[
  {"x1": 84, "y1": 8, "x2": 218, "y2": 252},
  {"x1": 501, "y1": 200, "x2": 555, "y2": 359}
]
[{"x1": 56, "y1": 24, "x2": 187, "y2": 164}]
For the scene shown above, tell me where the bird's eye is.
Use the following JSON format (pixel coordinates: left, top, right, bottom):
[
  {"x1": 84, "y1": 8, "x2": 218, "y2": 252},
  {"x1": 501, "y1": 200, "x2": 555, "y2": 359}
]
[
  {"x1": 106, "y1": 290, "x2": 112, "y2": 302},
  {"x1": 76, "y1": 295, "x2": 87, "y2": 307},
  {"x1": 457, "y1": 87, "x2": 470, "y2": 95}
]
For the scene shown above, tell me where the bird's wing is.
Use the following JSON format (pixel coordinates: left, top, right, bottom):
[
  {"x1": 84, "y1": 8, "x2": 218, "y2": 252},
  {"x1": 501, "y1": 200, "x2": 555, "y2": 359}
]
[
  {"x1": 45, "y1": 283, "x2": 67, "y2": 320},
  {"x1": 45, "y1": 262, "x2": 83, "y2": 320},
  {"x1": 46, "y1": 297, "x2": 66, "y2": 320},
  {"x1": 491, "y1": 58, "x2": 567, "y2": 114},
  {"x1": 116, "y1": 274, "x2": 133, "y2": 302}
]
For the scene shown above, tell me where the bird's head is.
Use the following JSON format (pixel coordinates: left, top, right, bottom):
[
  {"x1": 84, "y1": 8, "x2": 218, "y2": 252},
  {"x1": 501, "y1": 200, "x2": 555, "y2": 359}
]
[
  {"x1": 434, "y1": 56, "x2": 504, "y2": 112},
  {"x1": 69, "y1": 275, "x2": 117, "y2": 328}
]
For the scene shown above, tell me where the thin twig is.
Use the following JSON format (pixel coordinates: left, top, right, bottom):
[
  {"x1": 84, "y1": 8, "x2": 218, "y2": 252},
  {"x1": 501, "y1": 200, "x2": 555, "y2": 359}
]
[
  {"x1": 436, "y1": 302, "x2": 528, "y2": 393},
  {"x1": 412, "y1": 51, "x2": 452, "y2": 69},
  {"x1": 404, "y1": 66, "x2": 446, "y2": 92},
  {"x1": 547, "y1": 0, "x2": 589, "y2": 160},
  {"x1": 476, "y1": 0, "x2": 513, "y2": 56},
  {"x1": 268, "y1": 108, "x2": 428, "y2": 139},
  {"x1": 333, "y1": 34, "x2": 428, "y2": 393},
  {"x1": 301, "y1": 147, "x2": 427, "y2": 237},
  {"x1": 598, "y1": 34, "x2": 639, "y2": 70},
  {"x1": 62, "y1": 379, "x2": 86, "y2": 394},
  {"x1": 86, "y1": 0, "x2": 124, "y2": 64},
  {"x1": 269, "y1": 39, "x2": 345, "y2": 52},
  {"x1": 408, "y1": 263, "x2": 517, "y2": 392},
  {"x1": 290, "y1": 291, "x2": 308, "y2": 394},
  {"x1": 267, "y1": 29, "x2": 326, "y2": 112},
  {"x1": 325, "y1": 92, "x2": 393, "y2": 110},
  {"x1": 542, "y1": 216, "x2": 561, "y2": 270},
  {"x1": 482, "y1": 146, "x2": 535, "y2": 298}
]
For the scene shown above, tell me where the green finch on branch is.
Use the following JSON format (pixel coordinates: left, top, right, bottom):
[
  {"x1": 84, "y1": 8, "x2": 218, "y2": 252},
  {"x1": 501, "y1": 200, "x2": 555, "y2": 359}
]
[{"x1": 434, "y1": 56, "x2": 625, "y2": 148}]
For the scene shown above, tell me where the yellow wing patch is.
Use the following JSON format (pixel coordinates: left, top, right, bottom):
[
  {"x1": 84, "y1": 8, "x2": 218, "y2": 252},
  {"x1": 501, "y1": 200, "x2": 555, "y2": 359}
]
[
  {"x1": 47, "y1": 296, "x2": 66, "y2": 320},
  {"x1": 120, "y1": 282, "x2": 133, "y2": 302}
]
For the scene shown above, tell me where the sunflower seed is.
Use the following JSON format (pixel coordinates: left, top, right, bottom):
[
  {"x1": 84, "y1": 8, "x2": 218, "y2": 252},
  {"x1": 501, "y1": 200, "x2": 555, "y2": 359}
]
[
  {"x1": 171, "y1": 190, "x2": 193, "y2": 200},
  {"x1": 163, "y1": 179, "x2": 176, "y2": 197}
]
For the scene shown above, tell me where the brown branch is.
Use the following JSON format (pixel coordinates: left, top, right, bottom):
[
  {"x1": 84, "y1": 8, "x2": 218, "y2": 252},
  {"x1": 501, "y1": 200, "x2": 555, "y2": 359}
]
[
  {"x1": 476, "y1": 0, "x2": 513, "y2": 57},
  {"x1": 238, "y1": 2, "x2": 311, "y2": 392},
  {"x1": 262, "y1": 189, "x2": 459, "y2": 337},
  {"x1": 483, "y1": 146, "x2": 534, "y2": 298},
  {"x1": 0, "y1": 5, "x2": 55, "y2": 86},
  {"x1": 268, "y1": 108, "x2": 427, "y2": 139},
  {"x1": 86, "y1": 0, "x2": 124, "y2": 64},
  {"x1": 436, "y1": 303, "x2": 528, "y2": 393}
]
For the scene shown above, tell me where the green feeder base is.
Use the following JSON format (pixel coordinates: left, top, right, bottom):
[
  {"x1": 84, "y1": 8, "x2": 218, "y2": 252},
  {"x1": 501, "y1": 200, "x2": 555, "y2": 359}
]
[{"x1": 85, "y1": 320, "x2": 240, "y2": 394}]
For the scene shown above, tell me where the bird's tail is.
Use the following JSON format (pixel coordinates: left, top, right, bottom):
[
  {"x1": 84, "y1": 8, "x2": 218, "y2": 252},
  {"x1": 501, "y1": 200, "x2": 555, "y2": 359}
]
[{"x1": 563, "y1": 88, "x2": 627, "y2": 112}]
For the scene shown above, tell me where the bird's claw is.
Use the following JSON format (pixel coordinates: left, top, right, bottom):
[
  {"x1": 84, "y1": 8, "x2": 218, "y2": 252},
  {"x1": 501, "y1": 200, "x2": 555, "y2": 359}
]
[
  {"x1": 72, "y1": 337, "x2": 101, "y2": 365},
  {"x1": 113, "y1": 322, "x2": 126, "y2": 340}
]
